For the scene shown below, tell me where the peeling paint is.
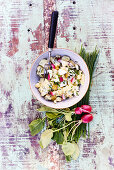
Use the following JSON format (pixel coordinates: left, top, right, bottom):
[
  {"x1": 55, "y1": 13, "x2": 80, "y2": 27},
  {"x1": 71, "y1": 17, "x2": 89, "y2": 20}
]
[{"x1": 0, "y1": 0, "x2": 113, "y2": 170}]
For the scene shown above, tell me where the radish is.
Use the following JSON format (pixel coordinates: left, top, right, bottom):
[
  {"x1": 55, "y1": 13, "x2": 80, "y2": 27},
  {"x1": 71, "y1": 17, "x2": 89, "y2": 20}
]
[
  {"x1": 59, "y1": 77, "x2": 63, "y2": 82},
  {"x1": 50, "y1": 91, "x2": 54, "y2": 96},
  {"x1": 48, "y1": 74, "x2": 50, "y2": 80},
  {"x1": 57, "y1": 57, "x2": 61, "y2": 63},
  {"x1": 62, "y1": 94, "x2": 66, "y2": 100},
  {"x1": 71, "y1": 77, "x2": 75, "y2": 84},
  {"x1": 81, "y1": 105, "x2": 92, "y2": 113},
  {"x1": 51, "y1": 63, "x2": 55, "y2": 69},
  {"x1": 75, "y1": 105, "x2": 92, "y2": 114},
  {"x1": 75, "y1": 107, "x2": 82, "y2": 115},
  {"x1": 81, "y1": 114, "x2": 93, "y2": 123}
]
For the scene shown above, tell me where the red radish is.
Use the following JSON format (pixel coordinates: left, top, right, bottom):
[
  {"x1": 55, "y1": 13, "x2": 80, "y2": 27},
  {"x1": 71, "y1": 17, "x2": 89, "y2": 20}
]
[
  {"x1": 50, "y1": 91, "x2": 54, "y2": 96},
  {"x1": 48, "y1": 74, "x2": 50, "y2": 80},
  {"x1": 62, "y1": 94, "x2": 66, "y2": 100},
  {"x1": 81, "y1": 114, "x2": 93, "y2": 123},
  {"x1": 75, "y1": 107, "x2": 82, "y2": 115},
  {"x1": 51, "y1": 63, "x2": 55, "y2": 69},
  {"x1": 57, "y1": 58, "x2": 61, "y2": 63},
  {"x1": 71, "y1": 77, "x2": 75, "y2": 83},
  {"x1": 59, "y1": 77, "x2": 63, "y2": 82},
  {"x1": 81, "y1": 105, "x2": 92, "y2": 113}
]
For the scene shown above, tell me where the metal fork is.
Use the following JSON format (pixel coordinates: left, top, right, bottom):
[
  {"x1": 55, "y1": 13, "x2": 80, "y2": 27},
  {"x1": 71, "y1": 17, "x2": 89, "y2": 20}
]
[{"x1": 44, "y1": 11, "x2": 58, "y2": 78}]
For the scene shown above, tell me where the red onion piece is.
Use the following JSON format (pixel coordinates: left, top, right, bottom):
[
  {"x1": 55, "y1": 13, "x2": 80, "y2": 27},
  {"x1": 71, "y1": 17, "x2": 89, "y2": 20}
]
[
  {"x1": 81, "y1": 114, "x2": 93, "y2": 123},
  {"x1": 81, "y1": 105, "x2": 92, "y2": 113},
  {"x1": 75, "y1": 107, "x2": 82, "y2": 115}
]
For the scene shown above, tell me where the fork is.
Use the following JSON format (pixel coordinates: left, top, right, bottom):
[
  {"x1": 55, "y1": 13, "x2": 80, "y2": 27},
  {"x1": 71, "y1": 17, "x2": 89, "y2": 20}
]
[{"x1": 44, "y1": 11, "x2": 58, "y2": 78}]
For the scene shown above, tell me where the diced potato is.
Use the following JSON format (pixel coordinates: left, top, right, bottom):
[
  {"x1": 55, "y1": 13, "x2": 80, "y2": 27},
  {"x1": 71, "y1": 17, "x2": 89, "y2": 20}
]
[
  {"x1": 55, "y1": 61, "x2": 60, "y2": 67},
  {"x1": 40, "y1": 78, "x2": 45, "y2": 83},
  {"x1": 39, "y1": 59, "x2": 48, "y2": 67},
  {"x1": 77, "y1": 75, "x2": 81, "y2": 79},
  {"x1": 37, "y1": 65, "x2": 44, "y2": 77},
  {"x1": 50, "y1": 57, "x2": 55, "y2": 64},
  {"x1": 56, "y1": 97, "x2": 62, "y2": 102},
  {"x1": 75, "y1": 64, "x2": 79, "y2": 70},
  {"x1": 45, "y1": 94, "x2": 51, "y2": 100},
  {"x1": 61, "y1": 60, "x2": 68, "y2": 67},
  {"x1": 56, "y1": 55, "x2": 61, "y2": 58},
  {"x1": 51, "y1": 95, "x2": 57, "y2": 101},
  {"x1": 55, "y1": 65, "x2": 59, "y2": 70},
  {"x1": 35, "y1": 83, "x2": 40, "y2": 88},
  {"x1": 69, "y1": 60, "x2": 75, "y2": 66},
  {"x1": 52, "y1": 84, "x2": 58, "y2": 90},
  {"x1": 58, "y1": 68, "x2": 67, "y2": 75},
  {"x1": 62, "y1": 56, "x2": 70, "y2": 62},
  {"x1": 47, "y1": 70, "x2": 52, "y2": 78},
  {"x1": 65, "y1": 73, "x2": 69, "y2": 78}
]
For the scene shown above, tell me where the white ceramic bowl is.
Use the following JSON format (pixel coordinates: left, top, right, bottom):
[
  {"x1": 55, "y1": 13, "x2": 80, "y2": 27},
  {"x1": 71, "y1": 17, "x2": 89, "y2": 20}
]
[{"x1": 29, "y1": 48, "x2": 90, "y2": 109}]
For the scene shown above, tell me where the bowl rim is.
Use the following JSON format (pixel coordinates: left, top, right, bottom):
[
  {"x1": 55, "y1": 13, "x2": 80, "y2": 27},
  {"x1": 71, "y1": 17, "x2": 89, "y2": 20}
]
[{"x1": 29, "y1": 48, "x2": 90, "y2": 109}]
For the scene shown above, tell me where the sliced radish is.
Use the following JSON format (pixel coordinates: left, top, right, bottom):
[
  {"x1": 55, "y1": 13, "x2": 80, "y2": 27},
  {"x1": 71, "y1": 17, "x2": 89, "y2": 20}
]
[
  {"x1": 48, "y1": 74, "x2": 50, "y2": 80},
  {"x1": 81, "y1": 114, "x2": 93, "y2": 123},
  {"x1": 71, "y1": 77, "x2": 75, "y2": 84},
  {"x1": 50, "y1": 91, "x2": 54, "y2": 96},
  {"x1": 51, "y1": 63, "x2": 55, "y2": 69},
  {"x1": 59, "y1": 77, "x2": 63, "y2": 82},
  {"x1": 57, "y1": 58, "x2": 61, "y2": 63},
  {"x1": 62, "y1": 94, "x2": 66, "y2": 100}
]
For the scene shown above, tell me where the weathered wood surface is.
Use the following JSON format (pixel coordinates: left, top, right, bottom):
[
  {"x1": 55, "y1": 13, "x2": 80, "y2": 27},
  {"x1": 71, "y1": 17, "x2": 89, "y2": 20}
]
[{"x1": 0, "y1": 0, "x2": 114, "y2": 169}]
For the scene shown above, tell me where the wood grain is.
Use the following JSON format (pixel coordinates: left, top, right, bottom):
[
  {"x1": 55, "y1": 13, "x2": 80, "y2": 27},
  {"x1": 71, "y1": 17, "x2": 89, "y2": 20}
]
[{"x1": 0, "y1": 0, "x2": 114, "y2": 169}]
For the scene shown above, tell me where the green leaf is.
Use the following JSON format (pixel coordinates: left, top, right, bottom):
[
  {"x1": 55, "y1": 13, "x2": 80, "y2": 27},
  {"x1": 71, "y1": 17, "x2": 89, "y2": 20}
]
[
  {"x1": 63, "y1": 130, "x2": 68, "y2": 142},
  {"x1": 52, "y1": 131, "x2": 64, "y2": 144},
  {"x1": 46, "y1": 112, "x2": 59, "y2": 119},
  {"x1": 71, "y1": 143, "x2": 80, "y2": 160},
  {"x1": 62, "y1": 142, "x2": 75, "y2": 156},
  {"x1": 39, "y1": 140, "x2": 43, "y2": 149},
  {"x1": 65, "y1": 155, "x2": 71, "y2": 162},
  {"x1": 39, "y1": 129, "x2": 53, "y2": 148},
  {"x1": 38, "y1": 106, "x2": 59, "y2": 113},
  {"x1": 29, "y1": 118, "x2": 45, "y2": 136},
  {"x1": 63, "y1": 112, "x2": 72, "y2": 121}
]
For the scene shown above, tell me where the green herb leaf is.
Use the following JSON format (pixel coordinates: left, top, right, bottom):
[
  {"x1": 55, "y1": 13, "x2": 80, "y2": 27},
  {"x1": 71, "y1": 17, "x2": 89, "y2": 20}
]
[
  {"x1": 38, "y1": 106, "x2": 59, "y2": 113},
  {"x1": 62, "y1": 142, "x2": 75, "y2": 156},
  {"x1": 39, "y1": 129, "x2": 53, "y2": 148},
  {"x1": 63, "y1": 112, "x2": 72, "y2": 121},
  {"x1": 65, "y1": 155, "x2": 71, "y2": 162},
  {"x1": 46, "y1": 112, "x2": 59, "y2": 119},
  {"x1": 29, "y1": 118, "x2": 45, "y2": 136},
  {"x1": 63, "y1": 130, "x2": 69, "y2": 142},
  {"x1": 52, "y1": 131, "x2": 64, "y2": 144},
  {"x1": 71, "y1": 143, "x2": 80, "y2": 160}
]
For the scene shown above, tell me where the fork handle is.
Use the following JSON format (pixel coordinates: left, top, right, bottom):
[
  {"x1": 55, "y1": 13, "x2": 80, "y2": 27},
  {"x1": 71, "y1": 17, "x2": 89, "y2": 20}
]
[{"x1": 48, "y1": 11, "x2": 58, "y2": 49}]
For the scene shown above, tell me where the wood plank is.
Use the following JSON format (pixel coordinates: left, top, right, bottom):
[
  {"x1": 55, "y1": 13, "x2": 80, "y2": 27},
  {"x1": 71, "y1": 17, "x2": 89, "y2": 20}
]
[{"x1": 0, "y1": 0, "x2": 113, "y2": 169}]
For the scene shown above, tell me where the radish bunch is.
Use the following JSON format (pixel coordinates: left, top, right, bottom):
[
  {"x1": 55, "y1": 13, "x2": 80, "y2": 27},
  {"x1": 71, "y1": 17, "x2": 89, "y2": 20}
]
[{"x1": 75, "y1": 105, "x2": 93, "y2": 123}]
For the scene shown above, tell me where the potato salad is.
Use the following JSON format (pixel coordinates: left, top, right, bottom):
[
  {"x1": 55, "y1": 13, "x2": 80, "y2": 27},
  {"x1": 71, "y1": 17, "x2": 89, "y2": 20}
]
[{"x1": 35, "y1": 55, "x2": 85, "y2": 103}]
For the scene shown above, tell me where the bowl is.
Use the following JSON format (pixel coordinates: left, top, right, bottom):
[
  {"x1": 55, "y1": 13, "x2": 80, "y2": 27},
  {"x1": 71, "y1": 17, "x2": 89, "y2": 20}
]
[{"x1": 29, "y1": 48, "x2": 90, "y2": 109}]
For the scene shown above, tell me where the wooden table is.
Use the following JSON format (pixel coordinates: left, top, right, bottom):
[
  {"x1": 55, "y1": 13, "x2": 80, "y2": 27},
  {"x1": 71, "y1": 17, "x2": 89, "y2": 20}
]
[{"x1": 0, "y1": 0, "x2": 114, "y2": 169}]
